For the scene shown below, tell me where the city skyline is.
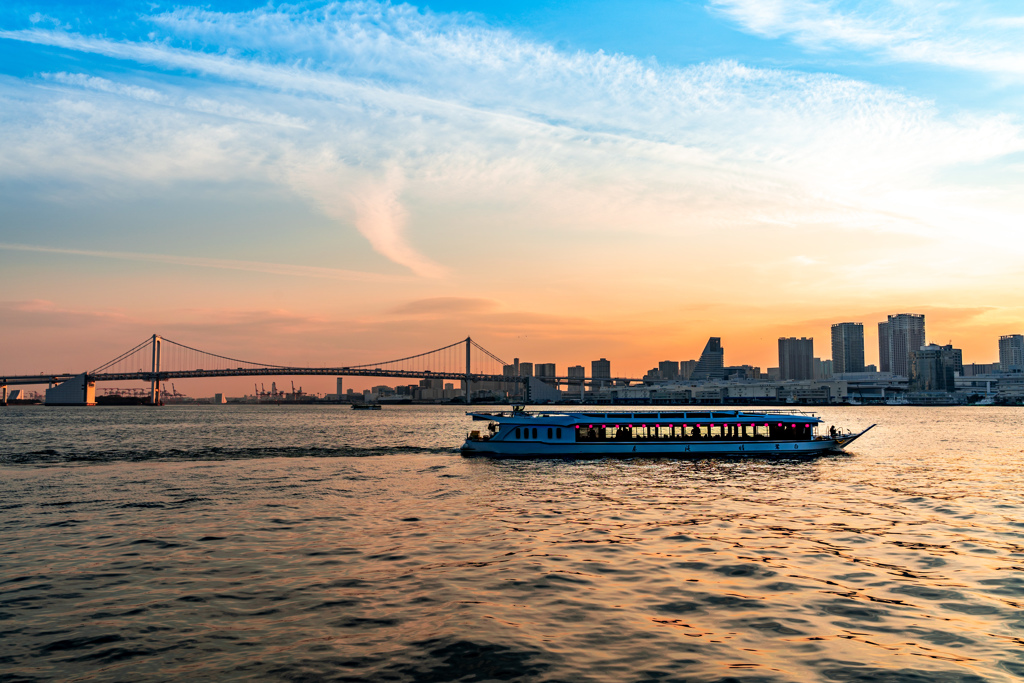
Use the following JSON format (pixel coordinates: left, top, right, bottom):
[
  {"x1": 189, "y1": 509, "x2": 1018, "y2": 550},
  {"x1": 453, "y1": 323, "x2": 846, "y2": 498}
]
[
  {"x1": 4, "y1": 311, "x2": 1019, "y2": 398},
  {"x1": 3, "y1": 1, "x2": 1024, "y2": 394}
]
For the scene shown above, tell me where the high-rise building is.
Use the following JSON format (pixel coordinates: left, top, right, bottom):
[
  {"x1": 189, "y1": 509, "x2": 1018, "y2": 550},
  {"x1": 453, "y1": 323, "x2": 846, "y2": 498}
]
[
  {"x1": 502, "y1": 358, "x2": 522, "y2": 398},
  {"x1": 879, "y1": 314, "x2": 925, "y2": 378},
  {"x1": 535, "y1": 363, "x2": 556, "y2": 386},
  {"x1": 831, "y1": 322, "x2": 865, "y2": 374},
  {"x1": 679, "y1": 360, "x2": 698, "y2": 381},
  {"x1": 949, "y1": 347, "x2": 963, "y2": 376},
  {"x1": 999, "y1": 334, "x2": 1024, "y2": 373},
  {"x1": 877, "y1": 321, "x2": 890, "y2": 373},
  {"x1": 658, "y1": 360, "x2": 680, "y2": 380},
  {"x1": 690, "y1": 338, "x2": 724, "y2": 381},
  {"x1": 778, "y1": 337, "x2": 814, "y2": 380},
  {"x1": 591, "y1": 358, "x2": 611, "y2": 391},
  {"x1": 911, "y1": 344, "x2": 959, "y2": 392},
  {"x1": 567, "y1": 365, "x2": 585, "y2": 389},
  {"x1": 518, "y1": 362, "x2": 534, "y2": 378}
]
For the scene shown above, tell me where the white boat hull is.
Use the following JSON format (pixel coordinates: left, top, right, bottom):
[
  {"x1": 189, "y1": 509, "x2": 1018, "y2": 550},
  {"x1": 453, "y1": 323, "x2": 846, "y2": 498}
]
[{"x1": 461, "y1": 438, "x2": 842, "y2": 458}]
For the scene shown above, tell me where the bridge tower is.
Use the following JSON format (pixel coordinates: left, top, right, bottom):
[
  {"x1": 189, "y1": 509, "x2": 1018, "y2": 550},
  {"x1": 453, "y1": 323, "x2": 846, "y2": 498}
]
[
  {"x1": 150, "y1": 334, "x2": 162, "y2": 405},
  {"x1": 465, "y1": 336, "x2": 471, "y2": 404}
]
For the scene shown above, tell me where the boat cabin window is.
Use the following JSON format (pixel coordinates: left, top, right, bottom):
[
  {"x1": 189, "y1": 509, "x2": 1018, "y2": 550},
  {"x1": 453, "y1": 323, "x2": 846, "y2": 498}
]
[
  {"x1": 547, "y1": 428, "x2": 552, "y2": 439},
  {"x1": 556, "y1": 428, "x2": 562, "y2": 439},
  {"x1": 532, "y1": 428, "x2": 538, "y2": 439},
  {"x1": 573, "y1": 421, "x2": 810, "y2": 442},
  {"x1": 515, "y1": 427, "x2": 521, "y2": 439}
]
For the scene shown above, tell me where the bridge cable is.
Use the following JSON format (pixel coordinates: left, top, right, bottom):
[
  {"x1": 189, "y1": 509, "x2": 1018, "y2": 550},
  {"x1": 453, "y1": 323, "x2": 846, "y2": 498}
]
[
  {"x1": 91, "y1": 337, "x2": 154, "y2": 374},
  {"x1": 470, "y1": 339, "x2": 507, "y2": 367},
  {"x1": 348, "y1": 338, "x2": 470, "y2": 369},
  {"x1": 160, "y1": 337, "x2": 293, "y2": 370}
]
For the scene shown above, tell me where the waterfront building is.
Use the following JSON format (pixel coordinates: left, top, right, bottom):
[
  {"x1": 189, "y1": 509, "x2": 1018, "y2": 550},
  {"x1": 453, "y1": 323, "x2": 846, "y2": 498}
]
[
  {"x1": 963, "y1": 363, "x2": 999, "y2": 377},
  {"x1": 690, "y1": 338, "x2": 724, "y2": 381},
  {"x1": 518, "y1": 362, "x2": 534, "y2": 378},
  {"x1": 911, "y1": 344, "x2": 959, "y2": 392},
  {"x1": 643, "y1": 367, "x2": 664, "y2": 382},
  {"x1": 879, "y1": 314, "x2": 926, "y2": 377},
  {"x1": 724, "y1": 365, "x2": 760, "y2": 380},
  {"x1": 778, "y1": 337, "x2": 814, "y2": 381},
  {"x1": 865, "y1": 364, "x2": 877, "y2": 373},
  {"x1": 567, "y1": 365, "x2": 585, "y2": 386},
  {"x1": 999, "y1": 334, "x2": 1024, "y2": 373},
  {"x1": 336, "y1": 377, "x2": 344, "y2": 397},
  {"x1": 831, "y1": 322, "x2": 865, "y2": 373},
  {"x1": 813, "y1": 358, "x2": 833, "y2": 380},
  {"x1": 658, "y1": 360, "x2": 680, "y2": 380},
  {"x1": 591, "y1": 358, "x2": 611, "y2": 391}
]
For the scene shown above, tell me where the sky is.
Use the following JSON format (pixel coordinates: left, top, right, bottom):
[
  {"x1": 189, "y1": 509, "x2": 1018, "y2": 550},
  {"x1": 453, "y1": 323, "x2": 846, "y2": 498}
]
[{"x1": 2, "y1": 0, "x2": 1024, "y2": 394}]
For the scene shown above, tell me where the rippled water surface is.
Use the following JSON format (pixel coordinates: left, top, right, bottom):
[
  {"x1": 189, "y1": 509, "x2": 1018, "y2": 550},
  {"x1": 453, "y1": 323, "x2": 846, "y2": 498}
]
[{"x1": 2, "y1": 405, "x2": 1024, "y2": 682}]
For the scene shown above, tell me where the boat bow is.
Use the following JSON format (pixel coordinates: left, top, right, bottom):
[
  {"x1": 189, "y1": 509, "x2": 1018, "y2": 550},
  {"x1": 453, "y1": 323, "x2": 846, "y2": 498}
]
[{"x1": 836, "y1": 423, "x2": 876, "y2": 448}]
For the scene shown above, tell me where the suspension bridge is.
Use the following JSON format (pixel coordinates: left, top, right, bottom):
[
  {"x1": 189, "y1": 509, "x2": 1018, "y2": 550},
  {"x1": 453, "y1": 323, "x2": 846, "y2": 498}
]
[{"x1": 0, "y1": 335, "x2": 522, "y2": 405}]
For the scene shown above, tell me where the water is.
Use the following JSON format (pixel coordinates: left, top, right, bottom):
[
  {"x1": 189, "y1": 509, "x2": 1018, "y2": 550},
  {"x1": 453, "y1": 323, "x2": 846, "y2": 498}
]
[{"x1": 1, "y1": 405, "x2": 1023, "y2": 682}]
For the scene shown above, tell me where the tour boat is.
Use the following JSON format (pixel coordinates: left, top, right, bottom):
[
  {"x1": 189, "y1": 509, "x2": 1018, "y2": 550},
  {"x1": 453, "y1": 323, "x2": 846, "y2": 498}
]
[{"x1": 461, "y1": 407, "x2": 874, "y2": 458}]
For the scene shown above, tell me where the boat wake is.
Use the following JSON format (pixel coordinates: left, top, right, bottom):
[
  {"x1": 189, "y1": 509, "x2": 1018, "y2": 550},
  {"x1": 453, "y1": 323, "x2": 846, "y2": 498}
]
[{"x1": 0, "y1": 446, "x2": 459, "y2": 464}]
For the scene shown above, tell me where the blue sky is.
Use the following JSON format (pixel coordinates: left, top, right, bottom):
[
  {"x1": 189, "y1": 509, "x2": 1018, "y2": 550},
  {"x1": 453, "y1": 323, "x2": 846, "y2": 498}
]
[{"x1": 2, "y1": 0, "x2": 1023, "y2": 380}]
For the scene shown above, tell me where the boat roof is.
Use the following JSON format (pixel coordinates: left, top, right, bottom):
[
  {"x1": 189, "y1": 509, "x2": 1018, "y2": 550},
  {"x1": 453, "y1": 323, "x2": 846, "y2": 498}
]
[{"x1": 469, "y1": 409, "x2": 821, "y2": 424}]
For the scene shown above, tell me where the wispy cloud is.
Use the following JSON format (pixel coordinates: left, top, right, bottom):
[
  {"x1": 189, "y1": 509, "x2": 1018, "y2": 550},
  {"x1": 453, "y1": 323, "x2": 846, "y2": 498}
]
[
  {"x1": 0, "y1": 243, "x2": 405, "y2": 282},
  {"x1": 390, "y1": 297, "x2": 498, "y2": 315},
  {"x1": 709, "y1": 0, "x2": 1024, "y2": 76}
]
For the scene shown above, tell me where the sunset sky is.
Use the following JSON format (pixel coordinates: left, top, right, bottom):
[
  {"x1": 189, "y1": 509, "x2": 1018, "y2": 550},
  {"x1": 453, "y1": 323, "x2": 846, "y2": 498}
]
[{"x1": 3, "y1": 0, "x2": 1023, "y2": 394}]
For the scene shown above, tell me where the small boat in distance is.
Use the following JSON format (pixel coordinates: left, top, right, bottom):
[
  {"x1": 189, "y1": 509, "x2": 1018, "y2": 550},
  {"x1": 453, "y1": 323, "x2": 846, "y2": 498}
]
[
  {"x1": 352, "y1": 403, "x2": 382, "y2": 410},
  {"x1": 461, "y1": 407, "x2": 874, "y2": 458}
]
